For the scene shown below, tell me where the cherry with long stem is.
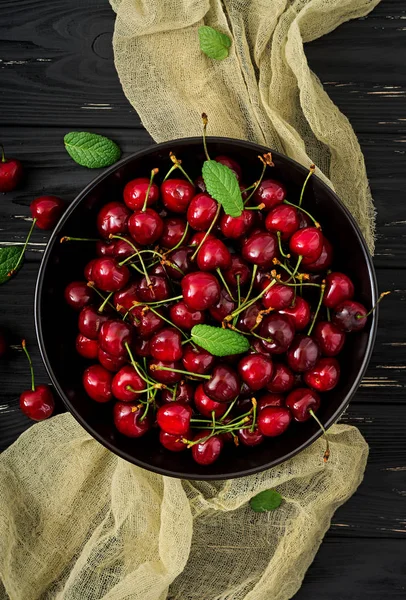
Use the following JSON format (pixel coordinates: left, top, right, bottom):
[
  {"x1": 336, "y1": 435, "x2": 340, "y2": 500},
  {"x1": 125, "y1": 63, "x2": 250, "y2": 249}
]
[
  {"x1": 283, "y1": 199, "x2": 320, "y2": 229},
  {"x1": 243, "y1": 152, "x2": 274, "y2": 204},
  {"x1": 21, "y1": 339, "x2": 35, "y2": 392},
  {"x1": 142, "y1": 168, "x2": 159, "y2": 212},
  {"x1": 299, "y1": 164, "x2": 316, "y2": 208},
  {"x1": 224, "y1": 278, "x2": 276, "y2": 323},
  {"x1": 86, "y1": 282, "x2": 117, "y2": 312},
  {"x1": 150, "y1": 364, "x2": 211, "y2": 380},
  {"x1": 112, "y1": 234, "x2": 151, "y2": 284},
  {"x1": 308, "y1": 281, "x2": 326, "y2": 336},
  {"x1": 163, "y1": 152, "x2": 194, "y2": 186},
  {"x1": 356, "y1": 291, "x2": 391, "y2": 320},
  {"x1": 216, "y1": 269, "x2": 235, "y2": 301},
  {"x1": 276, "y1": 231, "x2": 291, "y2": 259},
  {"x1": 190, "y1": 203, "x2": 221, "y2": 261},
  {"x1": 8, "y1": 218, "x2": 37, "y2": 278}
]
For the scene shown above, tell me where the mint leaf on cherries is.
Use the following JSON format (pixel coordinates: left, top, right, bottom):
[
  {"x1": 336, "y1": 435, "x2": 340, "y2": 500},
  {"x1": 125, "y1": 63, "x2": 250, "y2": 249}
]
[
  {"x1": 0, "y1": 246, "x2": 24, "y2": 284},
  {"x1": 64, "y1": 132, "x2": 121, "y2": 169},
  {"x1": 198, "y1": 26, "x2": 231, "y2": 61},
  {"x1": 202, "y1": 160, "x2": 243, "y2": 217},
  {"x1": 250, "y1": 489, "x2": 283, "y2": 512},
  {"x1": 191, "y1": 324, "x2": 250, "y2": 356}
]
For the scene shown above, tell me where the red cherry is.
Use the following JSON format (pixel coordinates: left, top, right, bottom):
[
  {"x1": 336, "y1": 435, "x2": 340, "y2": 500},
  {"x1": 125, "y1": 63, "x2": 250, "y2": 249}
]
[
  {"x1": 313, "y1": 321, "x2": 345, "y2": 356},
  {"x1": 253, "y1": 179, "x2": 286, "y2": 209},
  {"x1": 220, "y1": 210, "x2": 254, "y2": 239},
  {"x1": 204, "y1": 365, "x2": 240, "y2": 403},
  {"x1": 165, "y1": 246, "x2": 194, "y2": 280},
  {"x1": 113, "y1": 282, "x2": 140, "y2": 314},
  {"x1": 161, "y1": 382, "x2": 194, "y2": 406},
  {"x1": 76, "y1": 334, "x2": 99, "y2": 359},
  {"x1": 324, "y1": 272, "x2": 355, "y2": 309},
  {"x1": 289, "y1": 227, "x2": 323, "y2": 262},
  {"x1": 215, "y1": 155, "x2": 242, "y2": 180},
  {"x1": 286, "y1": 335, "x2": 320, "y2": 372},
  {"x1": 78, "y1": 305, "x2": 109, "y2": 339},
  {"x1": 137, "y1": 275, "x2": 170, "y2": 302},
  {"x1": 133, "y1": 307, "x2": 164, "y2": 338},
  {"x1": 265, "y1": 204, "x2": 299, "y2": 240},
  {"x1": 160, "y1": 217, "x2": 189, "y2": 248},
  {"x1": 187, "y1": 193, "x2": 218, "y2": 230},
  {"x1": 305, "y1": 238, "x2": 333, "y2": 272},
  {"x1": 238, "y1": 425, "x2": 264, "y2": 447},
  {"x1": 157, "y1": 402, "x2": 192, "y2": 435},
  {"x1": 242, "y1": 231, "x2": 278, "y2": 268},
  {"x1": 223, "y1": 255, "x2": 251, "y2": 287},
  {"x1": 148, "y1": 359, "x2": 183, "y2": 384},
  {"x1": 110, "y1": 236, "x2": 136, "y2": 260},
  {"x1": 150, "y1": 327, "x2": 183, "y2": 362},
  {"x1": 128, "y1": 208, "x2": 163, "y2": 246},
  {"x1": 96, "y1": 201, "x2": 130, "y2": 238},
  {"x1": 84, "y1": 258, "x2": 98, "y2": 281},
  {"x1": 266, "y1": 362, "x2": 295, "y2": 393},
  {"x1": 285, "y1": 388, "x2": 320, "y2": 421},
  {"x1": 20, "y1": 384, "x2": 55, "y2": 421},
  {"x1": 258, "y1": 393, "x2": 285, "y2": 410},
  {"x1": 111, "y1": 365, "x2": 145, "y2": 402},
  {"x1": 159, "y1": 430, "x2": 189, "y2": 452},
  {"x1": 99, "y1": 320, "x2": 132, "y2": 357},
  {"x1": 96, "y1": 240, "x2": 115, "y2": 257},
  {"x1": 209, "y1": 289, "x2": 236, "y2": 323},
  {"x1": 259, "y1": 314, "x2": 295, "y2": 354},
  {"x1": 181, "y1": 272, "x2": 220, "y2": 311},
  {"x1": 30, "y1": 195, "x2": 64, "y2": 230},
  {"x1": 278, "y1": 296, "x2": 311, "y2": 331},
  {"x1": 304, "y1": 358, "x2": 340, "y2": 392},
  {"x1": 123, "y1": 177, "x2": 159, "y2": 210},
  {"x1": 161, "y1": 179, "x2": 195, "y2": 213},
  {"x1": 332, "y1": 300, "x2": 368, "y2": 332},
  {"x1": 169, "y1": 301, "x2": 205, "y2": 330},
  {"x1": 91, "y1": 258, "x2": 130, "y2": 292},
  {"x1": 191, "y1": 431, "x2": 223, "y2": 465},
  {"x1": 83, "y1": 364, "x2": 112, "y2": 402},
  {"x1": 261, "y1": 282, "x2": 294, "y2": 310},
  {"x1": 113, "y1": 402, "x2": 151, "y2": 437},
  {"x1": 297, "y1": 211, "x2": 313, "y2": 230},
  {"x1": 194, "y1": 175, "x2": 206, "y2": 193},
  {"x1": 133, "y1": 337, "x2": 151, "y2": 358},
  {"x1": 194, "y1": 384, "x2": 227, "y2": 418},
  {"x1": 64, "y1": 281, "x2": 94, "y2": 310},
  {"x1": 238, "y1": 353, "x2": 273, "y2": 391},
  {"x1": 0, "y1": 149, "x2": 23, "y2": 192},
  {"x1": 237, "y1": 301, "x2": 261, "y2": 332},
  {"x1": 257, "y1": 406, "x2": 292, "y2": 436},
  {"x1": 189, "y1": 231, "x2": 215, "y2": 248},
  {"x1": 182, "y1": 344, "x2": 215, "y2": 375},
  {"x1": 98, "y1": 348, "x2": 127, "y2": 372},
  {"x1": 197, "y1": 238, "x2": 231, "y2": 271}
]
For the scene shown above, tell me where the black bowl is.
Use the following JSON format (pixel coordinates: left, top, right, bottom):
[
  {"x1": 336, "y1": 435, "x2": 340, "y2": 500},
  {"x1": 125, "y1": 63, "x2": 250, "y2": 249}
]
[{"x1": 35, "y1": 137, "x2": 378, "y2": 480}]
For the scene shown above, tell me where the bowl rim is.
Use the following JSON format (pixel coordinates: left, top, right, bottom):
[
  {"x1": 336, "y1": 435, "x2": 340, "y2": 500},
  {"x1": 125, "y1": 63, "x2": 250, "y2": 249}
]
[{"x1": 35, "y1": 136, "x2": 379, "y2": 480}]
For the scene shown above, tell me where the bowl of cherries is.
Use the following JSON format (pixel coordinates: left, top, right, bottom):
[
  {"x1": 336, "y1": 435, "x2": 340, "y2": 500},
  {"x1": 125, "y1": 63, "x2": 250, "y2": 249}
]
[{"x1": 35, "y1": 134, "x2": 379, "y2": 479}]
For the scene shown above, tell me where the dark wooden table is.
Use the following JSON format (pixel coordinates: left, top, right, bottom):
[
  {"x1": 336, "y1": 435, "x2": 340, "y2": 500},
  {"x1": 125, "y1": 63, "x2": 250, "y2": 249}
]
[{"x1": 1, "y1": 1, "x2": 405, "y2": 598}]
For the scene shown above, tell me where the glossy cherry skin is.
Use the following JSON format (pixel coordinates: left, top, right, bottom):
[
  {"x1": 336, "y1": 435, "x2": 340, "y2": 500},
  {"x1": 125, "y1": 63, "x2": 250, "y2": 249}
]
[
  {"x1": 187, "y1": 193, "x2": 217, "y2": 230},
  {"x1": 111, "y1": 365, "x2": 145, "y2": 402},
  {"x1": 289, "y1": 227, "x2": 323, "y2": 262},
  {"x1": 161, "y1": 179, "x2": 195, "y2": 213},
  {"x1": 20, "y1": 384, "x2": 55, "y2": 421},
  {"x1": 297, "y1": 211, "x2": 313, "y2": 230},
  {"x1": 209, "y1": 289, "x2": 236, "y2": 323},
  {"x1": 96, "y1": 201, "x2": 130, "y2": 238},
  {"x1": 204, "y1": 365, "x2": 240, "y2": 403},
  {"x1": 194, "y1": 175, "x2": 206, "y2": 193},
  {"x1": 286, "y1": 335, "x2": 320, "y2": 373},
  {"x1": 132, "y1": 307, "x2": 164, "y2": 338},
  {"x1": 84, "y1": 258, "x2": 98, "y2": 281},
  {"x1": 170, "y1": 301, "x2": 205, "y2": 330},
  {"x1": 161, "y1": 382, "x2": 194, "y2": 406},
  {"x1": 150, "y1": 327, "x2": 183, "y2": 362},
  {"x1": 253, "y1": 179, "x2": 286, "y2": 210},
  {"x1": 113, "y1": 402, "x2": 151, "y2": 437},
  {"x1": 194, "y1": 384, "x2": 227, "y2": 418},
  {"x1": 223, "y1": 255, "x2": 251, "y2": 287},
  {"x1": 76, "y1": 334, "x2": 99, "y2": 359},
  {"x1": 159, "y1": 430, "x2": 189, "y2": 452},
  {"x1": 238, "y1": 425, "x2": 264, "y2": 447},
  {"x1": 83, "y1": 364, "x2": 113, "y2": 403},
  {"x1": 128, "y1": 208, "x2": 164, "y2": 246},
  {"x1": 323, "y1": 272, "x2": 355, "y2": 309},
  {"x1": 332, "y1": 300, "x2": 368, "y2": 332},
  {"x1": 304, "y1": 358, "x2": 340, "y2": 392},
  {"x1": 64, "y1": 281, "x2": 94, "y2": 310},
  {"x1": 265, "y1": 204, "x2": 299, "y2": 240},
  {"x1": 137, "y1": 275, "x2": 170, "y2": 302},
  {"x1": 91, "y1": 258, "x2": 130, "y2": 292},
  {"x1": 313, "y1": 321, "x2": 346, "y2": 356},
  {"x1": 285, "y1": 388, "x2": 320, "y2": 421},
  {"x1": 165, "y1": 246, "x2": 194, "y2": 280},
  {"x1": 30, "y1": 195, "x2": 64, "y2": 229},
  {"x1": 242, "y1": 232, "x2": 278, "y2": 268},
  {"x1": 215, "y1": 155, "x2": 242, "y2": 180},
  {"x1": 238, "y1": 354, "x2": 273, "y2": 391},
  {"x1": 99, "y1": 320, "x2": 132, "y2": 357},
  {"x1": 191, "y1": 430, "x2": 223, "y2": 465},
  {"x1": 160, "y1": 217, "x2": 188, "y2": 248},
  {"x1": 257, "y1": 406, "x2": 292, "y2": 436},
  {"x1": 267, "y1": 362, "x2": 295, "y2": 393},
  {"x1": 182, "y1": 344, "x2": 215, "y2": 375},
  {"x1": 111, "y1": 236, "x2": 136, "y2": 260},
  {"x1": 197, "y1": 238, "x2": 231, "y2": 272},
  {"x1": 98, "y1": 348, "x2": 127, "y2": 372},
  {"x1": 220, "y1": 210, "x2": 254, "y2": 239},
  {"x1": 123, "y1": 177, "x2": 159, "y2": 210},
  {"x1": 157, "y1": 402, "x2": 192, "y2": 435},
  {"x1": 189, "y1": 231, "x2": 215, "y2": 248},
  {"x1": 262, "y1": 282, "x2": 295, "y2": 310},
  {"x1": 148, "y1": 359, "x2": 182, "y2": 384},
  {"x1": 0, "y1": 156, "x2": 23, "y2": 192},
  {"x1": 305, "y1": 238, "x2": 333, "y2": 272},
  {"x1": 237, "y1": 302, "x2": 261, "y2": 332},
  {"x1": 133, "y1": 337, "x2": 151, "y2": 358},
  {"x1": 260, "y1": 314, "x2": 295, "y2": 354},
  {"x1": 181, "y1": 272, "x2": 221, "y2": 311},
  {"x1": 279, "y1": 296, "x2": 311, "y2": 331},
  {"x1": 258, "y1": 393, "x2": 285, "y2": 410},
  {"x1": 78, "y1": 306, "x2": 109, "y2": 340},
  {"x1": 114, "y1": 282, "x2": 140, "y2": 314}
]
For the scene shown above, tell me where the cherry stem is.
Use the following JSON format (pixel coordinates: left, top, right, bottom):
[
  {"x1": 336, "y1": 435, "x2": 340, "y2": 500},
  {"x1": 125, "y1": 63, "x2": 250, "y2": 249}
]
[
  {"x1": 0, "y1": 144, "x2": 5, "y2": 163},
  {"x1": 277, "y1": 231, "x2": 291, "y2": 258},
  {"x1": 125, "y1": 342, "x2": 159, "y2": 388},
  {"x1": 142, "y1": 168, "x2": 159, "y2": 212},
  {"x1": 216, "y1": 268, "x2": 235, "y2": 301},
  {"x1": 127, "y1": 384, "x2": 159, "y2": 395},
  {"x1": 21, "y1": 339, "x2": 35, "y2": 392},
  {"x1": 142, "y1": 294, "x2": 183, "y2": 307},
  {"x1": 119, "y1": 247, "x2": 165, "y2": 267},
  {"x1": 233, "y1": 274, "x2": 241, "y2": 327},
  {"x1": 228, "y1": 323, "x2": 273, "y2": 344},
  {"x1": 172, "y1": 382, "x2": 178, "y2": 402},
  {"x1": 150, "y1": 364, "x2": 211, "y2": 380},
  {"x1": 111, "y1": 234, "x2": 151, "y2": 285},
  {"x1": 60, "y1": 236, "x2": 99, "y2": 243},
  {"x1": 87, "y1": 283, "x2": 117, "y2": 312},
  {"x1": 225, "y1": 278, "x2": 276, "y2": 322},
  {"x1": 326, "y1": 306, "x2": 331, "y2": 322},
  {"x1": 245, "y1": 204, "x2": 265, "y2": 211},
  {"x1": 299, "y1": 164, "x2": 316, "y2": 208},
  {"x1": 356, "y1": 291, "x2": 391, "y2": 319},
  {"x1": 190, "y1": 203, "x2": 221, "y2": 261},
  {"x1": 8, "y1": 218, "x2": 37, "y2": 278},
  {"x1": 163, "y1": 222, "x2": 189, "y2": 256},
  {"x1": 289, "y1": 255, "x2": 303, "y2": 281},
  {"x1": 283, "y1": 199, "x2": 320, "y2": 228},
  {"x1": 147, "y1": 305, "x2": 191, "y2": 341},
  {"x1": 250, "y1": 397, "x2": 257, "y2": 432},
  {"x1": 202, "y1": 113, "x2": 210, "y2": 161},
  {"x1": 243, "y1": 159, "x2": 267, "y2": 204},
  {"x1": 240, "y1": 181, "x2": 258, "y2": 195},
  {"x1": 168, "y1": 152, "x2": 194, "y2": 186},
  {"x1": 309, "y1": 409, "x2": 330, "y2": 462},
  {"x1": 219, "y1": 397, "x2": 238, "y2": 421},
  {"x1": 308, "y1": 282, "x2": 326, "y2": 336},
  {"x1": 98, "y1": 292, "x2": 113, "y2": 313},
  {"x1": 244, "y1": 264, "x2": 257, "y2": 307}
]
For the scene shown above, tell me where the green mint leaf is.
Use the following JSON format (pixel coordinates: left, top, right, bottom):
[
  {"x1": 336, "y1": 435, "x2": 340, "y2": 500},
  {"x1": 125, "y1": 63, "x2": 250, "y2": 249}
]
[
  {"x1": 198, "y1": 26, "x2": 231, "y2": 61},
  {"x1": 191, "y1": 324, "x2": 250, "y2": 357},
  {"x1": 64, "y1": 132, "x2": 121, "y2": 169},
  {"x1": 250, "y1": 490, "x2": 283, "y2": 513},
  {"x1": 0, "y1": 246, "x2": 24, "y2": 284},
  {"x1": 202, "y1": 160, "x2": 243, "y2": 217}
]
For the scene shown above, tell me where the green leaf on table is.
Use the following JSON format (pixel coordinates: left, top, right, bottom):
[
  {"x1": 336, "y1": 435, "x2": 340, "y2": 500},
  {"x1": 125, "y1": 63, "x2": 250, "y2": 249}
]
[
  {"x1": 191, "y1": 324, "x2": 250, "y2": 357},
  {"x1": 202, "y1": 160, "x2": 243, "y2": 217},
  {"x1": 0, "y1": 246, "x2": 24, "y2": 284},
  {"x1": 250, "y1": 489, "x2": 283, "y2": 513},
  {"x1": 64, "y1": 132, "x2": 121, "y2": 169},
  {"x1": 198, "y1": 26, "x2": 231, "y2": 61}
]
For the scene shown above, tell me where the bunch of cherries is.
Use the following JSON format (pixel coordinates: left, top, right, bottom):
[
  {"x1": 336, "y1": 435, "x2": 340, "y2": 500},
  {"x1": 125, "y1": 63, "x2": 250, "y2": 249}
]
[{"x1": 63, "y1": 138, "x2": 382, "y2": 466}]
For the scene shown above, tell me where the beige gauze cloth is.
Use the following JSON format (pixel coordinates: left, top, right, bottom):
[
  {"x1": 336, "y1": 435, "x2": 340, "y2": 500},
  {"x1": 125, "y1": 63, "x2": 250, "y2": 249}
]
[{"x1": 0, "y1": 1, "x2": 379, "y2": 599}]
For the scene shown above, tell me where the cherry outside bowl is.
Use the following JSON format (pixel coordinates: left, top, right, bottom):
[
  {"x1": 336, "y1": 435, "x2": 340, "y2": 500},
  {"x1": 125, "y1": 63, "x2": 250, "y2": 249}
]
[{"x1": 35, "y1": 137, "x2": 378, "y2": 480}]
